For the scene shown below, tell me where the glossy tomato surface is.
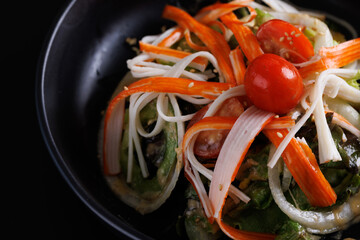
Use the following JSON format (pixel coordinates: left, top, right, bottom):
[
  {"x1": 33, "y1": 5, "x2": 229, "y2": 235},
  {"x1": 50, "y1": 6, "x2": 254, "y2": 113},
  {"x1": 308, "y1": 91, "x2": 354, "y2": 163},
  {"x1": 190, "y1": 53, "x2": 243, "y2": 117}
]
[
  {"x1": 256, "y1": 19, "x2": 314, "y2": 63},
  {"x1": 244, "y1": 54, "x2": 303, "y2": 114}
]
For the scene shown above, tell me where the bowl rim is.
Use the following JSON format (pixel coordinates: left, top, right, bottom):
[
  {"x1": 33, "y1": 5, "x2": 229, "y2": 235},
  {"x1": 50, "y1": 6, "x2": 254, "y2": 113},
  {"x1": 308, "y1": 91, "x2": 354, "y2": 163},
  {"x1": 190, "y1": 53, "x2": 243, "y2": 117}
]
[{"x1": 35, "y1": 0, "x2": 153, "y2": 239}]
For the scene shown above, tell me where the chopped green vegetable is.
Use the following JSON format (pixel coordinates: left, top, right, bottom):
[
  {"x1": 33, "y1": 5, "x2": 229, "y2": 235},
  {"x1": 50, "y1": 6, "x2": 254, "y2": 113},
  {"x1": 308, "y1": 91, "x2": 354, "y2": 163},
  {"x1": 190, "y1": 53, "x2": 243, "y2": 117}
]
[
  {"x1": 255, "y1": 8, "x2": 274, "y2": 26},
  {"x1": 275, "y1": 220, "x2": 318, "y2": 240}
]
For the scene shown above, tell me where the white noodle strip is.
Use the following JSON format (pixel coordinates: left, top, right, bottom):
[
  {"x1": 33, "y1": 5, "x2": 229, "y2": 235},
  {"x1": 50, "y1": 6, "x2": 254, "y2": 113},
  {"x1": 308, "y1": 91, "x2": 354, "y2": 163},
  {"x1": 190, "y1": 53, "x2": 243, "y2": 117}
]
[
  {"x1": 127, "y1": 93, "x2": 152, "y2": 182},
  {"x1": 332, "y1": 116, "x2": 360, "y2": 138},
  {"x1": 164, "y1": 51, "x2": 222, "y2": 81},
  {"x1": 140, "y1": 27, "x2": 177, "y2": 45},
  {"x1": 174, "y1": 94, "x2": 212, "y2": 105},
  {"x1": 127, "y1": 93, "x2": 141, "y2": 182},
  {"x1": 168, "y1": 93, "x2": 186, "y2": 145},
  {"x1": 268, "y1": 69, "x2": 344, "y2": 168},
  {"x1": 135, "y1": 93, "x2": 165, "y2": 138},
  {"x1": 144, "y1": 52, "x2": 207, "y2": 72},
  {"x1": 157, "y1": 93, "x2": 196, "y2": 122},
  {"x1": 184, "y1": 147, "x2": 214, "y2": 218},
  {"x1": 204, "y1": 85, "x2": 246, "y2": 117},
  {"x1": 268, "y1": 155, "x2": 360, "y2": 234},
  {"x1": 104, "y1": 98, "x2": 125, "y2": 175},
  {"x1": 325, "y1": 73, "x2": 360, "y2": 103},
  {"x1": 185, "y1": 132, "x2": 251, "y2": 203},
  {"x1": 127, "y1": 53, "x2": 211, "y2": 80},
  {"x1": 311, "y1": 90, "x2": 341, "y2": 164}
]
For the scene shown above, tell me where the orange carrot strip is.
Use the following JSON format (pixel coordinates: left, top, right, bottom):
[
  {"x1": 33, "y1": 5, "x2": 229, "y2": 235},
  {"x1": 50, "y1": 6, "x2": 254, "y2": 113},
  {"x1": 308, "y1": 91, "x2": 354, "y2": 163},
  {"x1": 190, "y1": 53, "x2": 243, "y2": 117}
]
[
  {"x1": 299, "y1": 38, "x2": 360, "y2": 78},
  {"x1": 229, "y1": 47, "x2": 247, "y2": 85},
  {"x1": 163, "y1": 5, "x2": 236, "y2": 84},
  {"x1": 325, "y1": 110, "x2": 360, "y2": 137},
  {"x1": 183, "y1": 29, "x2": 209, "y2": 51},
  {"x1": 196, "y1": 1, "x2": 254, "y2": 24},
  {"x1": 208, "y1": 20, "x2": 227, "y2": 38},
  {"x1": 157, "y1": 27, "x2": 184, "y2": 47},
  {"x1": 263, "y1": 129, "x2": 337, "y2": 207},
  {"x1": 220, "y1": 12, "x2": 263, "y2": 62},
  {"x1": 139, "y1": 41, "x2": 208, "y2": 71}
]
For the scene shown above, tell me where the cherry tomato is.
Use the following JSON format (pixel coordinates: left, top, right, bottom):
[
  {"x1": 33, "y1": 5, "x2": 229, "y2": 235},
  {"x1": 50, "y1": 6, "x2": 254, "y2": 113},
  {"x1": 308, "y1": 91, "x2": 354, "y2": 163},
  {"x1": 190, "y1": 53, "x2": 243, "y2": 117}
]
[
  {"x1": 188, "y1": 97, "x2": 244, "y2": 159},
  {"x1": 244, "y1": 54, "x2": 303, "y2": 114},
  {"x1": 256, "y1": 19, "x2": 314, "y2": 63}
]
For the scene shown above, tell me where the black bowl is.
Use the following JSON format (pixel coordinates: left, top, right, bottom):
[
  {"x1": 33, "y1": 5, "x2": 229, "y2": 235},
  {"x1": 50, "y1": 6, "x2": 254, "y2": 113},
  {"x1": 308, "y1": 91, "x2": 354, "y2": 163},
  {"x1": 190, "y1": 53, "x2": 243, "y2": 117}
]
[{"x1": 36, "y1": 0, "x2": 360, "y2": 239}]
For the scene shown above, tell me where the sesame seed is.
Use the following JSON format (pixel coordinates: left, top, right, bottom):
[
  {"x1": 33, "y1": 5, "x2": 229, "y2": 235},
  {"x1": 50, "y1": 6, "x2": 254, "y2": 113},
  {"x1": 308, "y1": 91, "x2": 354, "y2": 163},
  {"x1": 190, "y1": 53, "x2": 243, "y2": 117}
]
[
  {"x1": 279, "y1": 36, "x2": 285, "y2": 42},
  {"x1": 277, "y1": 132, "x2": 283, "y2": 138},
  {"x1": 190, "y1": 68, "x2": 196, "y2": 73},
  {"x1": 295, "y1": 33, "x2": 301, "y2": 37},
  {"x1": 284, "y1": 32, "x2": 289, "y2": 36},
  {"x1": 274, "y1": 115, "x2": 279, "y2": 118},
  {"x1": 188, "y1": 82, "x2": 194, "y2": 88},
  {"x1": 177, "y1": 46, "x2": 182, "y2": 51},
  {"x1": 219, "y1": 184, "x2": 223, "y2": 191},
  {"x1": 287, "y1": 37, "x2": 292, "y2": 41},
  {"x1": 124, "y1": 86, "x2": 129, "y2": 90},
  {"x1": 289, "y1": 41, "x2": 293, "y2": 45},
  {"x1": 291, "y1": 30, "x2": 296, "y2": 35},
  {"x1": 213, "y1": 69, "x2": 218, "y2": 73}
]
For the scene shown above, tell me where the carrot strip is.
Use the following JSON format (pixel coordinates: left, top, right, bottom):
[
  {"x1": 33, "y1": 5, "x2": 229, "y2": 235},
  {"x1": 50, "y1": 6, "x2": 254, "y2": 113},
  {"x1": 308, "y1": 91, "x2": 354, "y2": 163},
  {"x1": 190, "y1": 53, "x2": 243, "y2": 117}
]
[
  {"x1": 183, "y1": 29, "x2": 209, "y2": 51},
  {"x1": 157, "y1": 27, "x2": 184, "y2": 48},
  {"x1": 325, "y1": 110, "x2": 360, "y2": 137},
  {"x1": 263, "y1": 129, "x2": 337, "y2": 207},
  {"x1": 139, "y1": 41, "x2": 208, "y2": 71},
  {"x1": 220, "y1": 12, "x2": 263, "y2": 62},
  {"x1": 299, "y1": 38, "x2": 360, "y2": 78},
  {"x1": 163, "y1": 5, "x2": 236, "y2": 84},
  {"x1": 217, "y1": 221, "x2": 276, "y2": 240},
  {"x1": 196, "y1": 1, "x2": 254, "y2": 24},
  {"x1": 207, "y1": 20, "x2": 227, "y2": 38},
  {"x1": 229, "y1": 47, "x2": 247, "y2": 85}
]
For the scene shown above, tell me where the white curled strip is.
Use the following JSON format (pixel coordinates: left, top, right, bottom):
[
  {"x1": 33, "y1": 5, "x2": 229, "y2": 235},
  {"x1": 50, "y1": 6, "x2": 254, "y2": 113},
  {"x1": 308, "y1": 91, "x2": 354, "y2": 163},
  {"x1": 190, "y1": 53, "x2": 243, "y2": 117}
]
[
  {"x1": 268, "y1": 146, "x2": 360, "y2": 235},
  {"x1": 268, "y1": 69, "x2": 353, "y2": 168}
]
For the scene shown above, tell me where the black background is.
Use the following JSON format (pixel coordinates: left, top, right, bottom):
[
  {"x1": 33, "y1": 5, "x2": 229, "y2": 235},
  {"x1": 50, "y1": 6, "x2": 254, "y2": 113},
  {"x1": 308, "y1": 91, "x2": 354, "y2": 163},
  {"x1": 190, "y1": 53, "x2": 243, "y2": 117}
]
[
  {"x1": 6, "y1": 0, "x2": 120, "y2": 239},
  {"x1": 6, "y1": 0, "x2": 360, "y2": 239}
]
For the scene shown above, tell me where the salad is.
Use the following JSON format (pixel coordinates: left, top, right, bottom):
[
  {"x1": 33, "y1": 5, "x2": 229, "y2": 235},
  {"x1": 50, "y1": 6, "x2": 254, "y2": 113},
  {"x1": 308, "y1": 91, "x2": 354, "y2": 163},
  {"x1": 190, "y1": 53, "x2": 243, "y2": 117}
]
[{"x1": 99, "y1": 0, "x2": 360, "y2": 239}]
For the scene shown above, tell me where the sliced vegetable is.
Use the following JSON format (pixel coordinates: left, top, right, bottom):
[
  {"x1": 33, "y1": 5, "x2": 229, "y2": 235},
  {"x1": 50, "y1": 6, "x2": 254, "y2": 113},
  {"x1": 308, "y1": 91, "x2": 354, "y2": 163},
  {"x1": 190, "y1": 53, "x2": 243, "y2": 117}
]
[
  {"x1": 163, "y1": 5, "x2": 236, "y2": 84},
  {"x1": 229, "y1": 47, "x2": 247, "y2": 85},
  {"x1": 268, "y1": 156, "x2": 360, "y2": 234},
  {"x1": 139, "y1": 41, "x2": 209, "y2": 72},
  {"x1": 256, "y1": 19, "x2": 314, "y2": 63},
  {"x1": 195, "y1": 1, "x2": 254, "y2": 24},
  {"x1": 263, "y1": 129, "x2": 337, "y2": 207},
  {"x1": 220, "y1": 12, "x2": 263, "y2": 62},
  {"x1": 244, "y1": 54, "x2": 304, "y2": 114},
  {"x1": 299, "y1": 38, "x2": 360, "y2": 78},
  {"x1": 103, "y1": 77, "x2": 233, "y2": 175},
  {"x1": 157, "y1": 27, "x2": 184, "y2": 47}
]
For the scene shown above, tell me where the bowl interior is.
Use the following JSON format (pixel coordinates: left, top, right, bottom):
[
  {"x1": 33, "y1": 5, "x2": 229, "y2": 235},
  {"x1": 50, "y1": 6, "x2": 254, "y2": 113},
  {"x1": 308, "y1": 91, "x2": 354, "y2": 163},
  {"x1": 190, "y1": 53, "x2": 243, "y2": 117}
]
[{"x1": 37, "y1": 0, "x2": 360, "y2": 239}]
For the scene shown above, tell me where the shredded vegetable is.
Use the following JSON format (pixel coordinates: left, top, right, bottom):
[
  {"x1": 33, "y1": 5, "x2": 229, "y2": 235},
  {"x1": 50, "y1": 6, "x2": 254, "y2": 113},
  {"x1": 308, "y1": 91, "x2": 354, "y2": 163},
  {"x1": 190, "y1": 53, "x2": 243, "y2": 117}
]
[{"x1": 99, "y1": 0, "x2": 360, "y2": 238}]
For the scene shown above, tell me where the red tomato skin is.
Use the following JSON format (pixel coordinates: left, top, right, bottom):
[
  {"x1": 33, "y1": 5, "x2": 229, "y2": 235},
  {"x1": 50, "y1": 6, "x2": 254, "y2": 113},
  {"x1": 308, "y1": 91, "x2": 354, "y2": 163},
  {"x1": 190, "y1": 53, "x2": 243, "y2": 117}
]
[
  {"x1": 188, "y1": 97, "x2": 244, "y2": 159},
  {"x1": 244, "y1": 54, "x2": 303, "y2": 115},
  {"x1": 256, "y1": 19, "x2": 314, "y2": 63}
]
